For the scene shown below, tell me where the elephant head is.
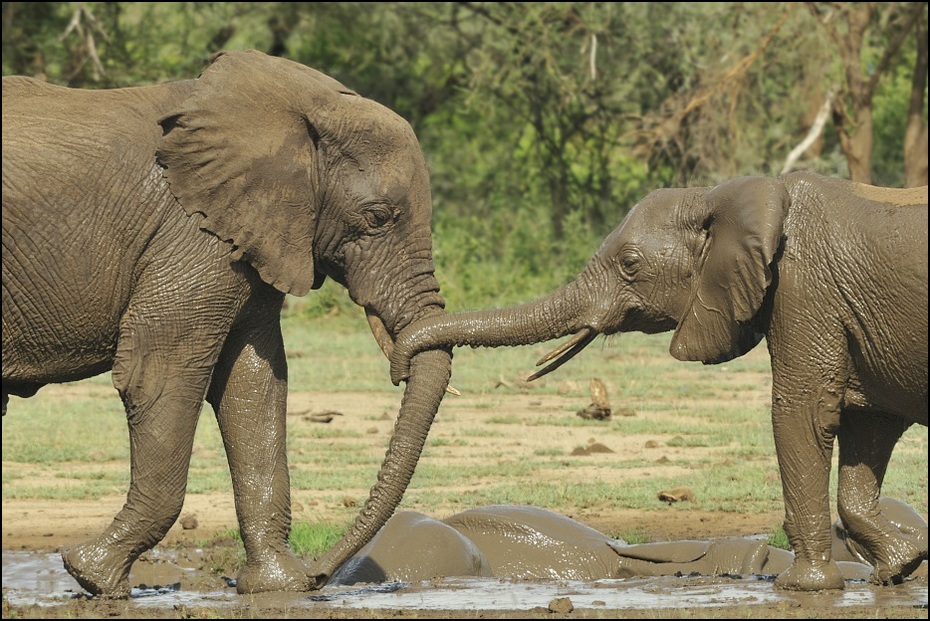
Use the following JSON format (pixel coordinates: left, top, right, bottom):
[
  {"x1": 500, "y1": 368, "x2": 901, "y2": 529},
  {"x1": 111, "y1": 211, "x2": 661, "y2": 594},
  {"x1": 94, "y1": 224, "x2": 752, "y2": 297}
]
[
  {"x1": 390, "y1": 175, "x2": 788, "y2": 383},
  {"x1": 156, "y1": 50, "x2": 452, "y2": 588}
]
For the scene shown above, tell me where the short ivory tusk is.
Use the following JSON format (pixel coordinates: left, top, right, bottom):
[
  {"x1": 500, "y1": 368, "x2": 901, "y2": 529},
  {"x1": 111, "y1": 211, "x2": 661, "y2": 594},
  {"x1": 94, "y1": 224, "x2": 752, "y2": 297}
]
[
  {"x1": 535, "y1": 327, "x2": 595, "y2": 365},
  {"x1": 528, "y1": 328, "x2": 597, "y2": 382}
]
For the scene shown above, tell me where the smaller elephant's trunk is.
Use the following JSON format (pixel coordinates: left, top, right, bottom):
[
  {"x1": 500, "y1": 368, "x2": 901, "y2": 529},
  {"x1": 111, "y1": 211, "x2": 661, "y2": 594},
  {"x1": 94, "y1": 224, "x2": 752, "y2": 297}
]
[
  {"x1": 390, "y1": 277, "x2": 594, "y2": 386},
  {"x1": 307, "y1": 346, "x2": 452, "y2": 588}
]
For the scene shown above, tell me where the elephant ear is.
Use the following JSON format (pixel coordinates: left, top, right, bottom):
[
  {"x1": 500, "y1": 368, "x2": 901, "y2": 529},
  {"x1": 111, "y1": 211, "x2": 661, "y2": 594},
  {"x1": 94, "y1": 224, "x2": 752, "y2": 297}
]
[
  {"x1": 157, "y1": 50, "x2": 353, "y2": 296},
  {"x1": 670, "y1": 176, "x2": 789, "y2": 363}
]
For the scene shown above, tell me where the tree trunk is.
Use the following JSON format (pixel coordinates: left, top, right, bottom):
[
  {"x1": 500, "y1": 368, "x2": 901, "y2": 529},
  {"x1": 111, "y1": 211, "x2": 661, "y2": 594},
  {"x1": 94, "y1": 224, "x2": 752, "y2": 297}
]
[{"x1": 904, "y1": 13, "x2": 928, "y2": 188}]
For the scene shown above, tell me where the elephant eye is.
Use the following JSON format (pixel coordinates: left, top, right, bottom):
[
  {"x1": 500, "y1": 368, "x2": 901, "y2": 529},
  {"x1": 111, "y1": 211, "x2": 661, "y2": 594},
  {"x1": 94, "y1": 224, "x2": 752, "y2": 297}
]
[
  {"x1": 619, "y1": 251, "x2": 641, "y2": 278},
  {"x1": 360, "y1": 202, "x2": 396, "y2": 230}
]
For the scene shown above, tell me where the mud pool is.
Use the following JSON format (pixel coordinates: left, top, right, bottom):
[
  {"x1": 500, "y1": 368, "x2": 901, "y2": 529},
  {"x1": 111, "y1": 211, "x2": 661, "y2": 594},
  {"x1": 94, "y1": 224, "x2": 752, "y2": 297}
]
[{"x1": 3, "y1": 549, "x2": 927, "y2": 615}]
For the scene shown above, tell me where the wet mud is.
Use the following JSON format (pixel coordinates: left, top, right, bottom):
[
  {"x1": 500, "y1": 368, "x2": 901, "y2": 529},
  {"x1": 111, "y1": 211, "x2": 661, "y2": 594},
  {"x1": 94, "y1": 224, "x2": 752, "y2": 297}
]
[{"x1": 2, "y1": 548, "x2": 928, "y2": 618}]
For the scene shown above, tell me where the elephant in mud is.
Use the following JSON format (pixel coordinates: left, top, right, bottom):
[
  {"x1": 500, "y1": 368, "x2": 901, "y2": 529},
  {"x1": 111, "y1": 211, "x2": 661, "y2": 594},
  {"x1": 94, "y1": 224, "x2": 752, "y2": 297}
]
[
  {"x1": 389, "y1": 171, "x2": 928, "y2": 591},
  {"x1": 2, "y1": 50, "x2": 452, "y2": 597},
  {"x1": 332, "y1": 505, "x2": 628, "y2": 585},
  {"x1": 331, "y1": 501, "x2": 928, "y2": 585}
]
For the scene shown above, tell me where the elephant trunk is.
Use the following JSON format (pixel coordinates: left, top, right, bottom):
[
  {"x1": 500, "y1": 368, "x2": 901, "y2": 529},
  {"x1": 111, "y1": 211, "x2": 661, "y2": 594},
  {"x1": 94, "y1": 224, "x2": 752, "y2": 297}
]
[
  {"x1": 390, "y1": 276, "x2": 594, "y2": 385},
  {"x1": 307, "y1": 346, "x2": 452, "y2": 588}
]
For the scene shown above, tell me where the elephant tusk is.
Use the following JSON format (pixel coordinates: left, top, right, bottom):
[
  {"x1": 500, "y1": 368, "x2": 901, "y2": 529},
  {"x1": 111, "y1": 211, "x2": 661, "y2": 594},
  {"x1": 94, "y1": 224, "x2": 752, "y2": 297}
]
[
  {"x1": 535, "y1": 328, "x2": 595, "y2": 365},
  {"x1": 366, "y1": 310, "x2": 461, "y2": 396},
  {"x1": 528, "y1": 328, "x2": 597, "y2": 382},
  {"x1": 366, "y1": 310, "x2": 395, "y2": 360}
]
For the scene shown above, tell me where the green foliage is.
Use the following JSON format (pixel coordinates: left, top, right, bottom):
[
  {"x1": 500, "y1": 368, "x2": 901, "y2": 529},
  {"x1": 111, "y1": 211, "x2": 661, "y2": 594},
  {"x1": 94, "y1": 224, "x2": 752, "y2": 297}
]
[
  {"x1": 2, "y1": 2, "x2": 924, "y2": 308},
  {"x1": 873, "y1": 44, "x2": 928, "y2": 187},
  {"x1": 289, "y1": 521, "x2": 346, "y2": 558},
  {"x1": 767, "y1": 525, "x2": 791, "y2": 551}
]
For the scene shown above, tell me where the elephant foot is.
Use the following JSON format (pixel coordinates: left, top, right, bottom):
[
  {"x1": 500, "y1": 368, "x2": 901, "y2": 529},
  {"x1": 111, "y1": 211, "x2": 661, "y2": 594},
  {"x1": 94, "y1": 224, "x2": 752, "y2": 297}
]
[
  {"x1": 870, "y1": 546, "x2": 928, "y2": 586},
  {"x1": 61, "y1": 540, "x2": 133, "y2": 598},
  {"x1": 774, "y1": 557, "x2": 845, "y2": 591},
  {"x1": 235, "y1": 551, "x2": 310, "y2": 594}
]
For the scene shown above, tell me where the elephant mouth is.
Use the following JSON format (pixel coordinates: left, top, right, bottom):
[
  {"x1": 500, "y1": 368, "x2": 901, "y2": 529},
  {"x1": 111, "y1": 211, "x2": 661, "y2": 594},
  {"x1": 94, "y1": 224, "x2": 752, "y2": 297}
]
[
  {"x1": 528, "y1": 327, "x2": 599, "y2": 381},
  {"x1": 366, "y1": 309, "x2": 460, "y2": 395}
]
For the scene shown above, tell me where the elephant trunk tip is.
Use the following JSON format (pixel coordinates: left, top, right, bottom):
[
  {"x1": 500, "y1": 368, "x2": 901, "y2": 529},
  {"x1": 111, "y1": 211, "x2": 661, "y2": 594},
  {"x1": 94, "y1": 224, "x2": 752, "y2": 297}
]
[{"x1": 308, "y1": 570, "x2": 330, "y2": 590}]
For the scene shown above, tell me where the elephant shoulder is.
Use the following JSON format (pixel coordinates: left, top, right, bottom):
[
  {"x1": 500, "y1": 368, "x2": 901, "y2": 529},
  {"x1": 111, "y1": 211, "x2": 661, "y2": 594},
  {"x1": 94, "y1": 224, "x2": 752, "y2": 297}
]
[{"x1": 120, "y1": 80, "x2": 199, "y2": 120}]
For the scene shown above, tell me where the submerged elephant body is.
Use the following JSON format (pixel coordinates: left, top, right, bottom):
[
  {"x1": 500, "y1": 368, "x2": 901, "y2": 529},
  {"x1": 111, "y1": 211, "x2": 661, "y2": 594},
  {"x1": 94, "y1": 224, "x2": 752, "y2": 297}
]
[
  {"x1": 332, "y1": 503, "x2": 927, "y2": 585},
  {"x1": 333, "y1": 505, "x2": 624, "y2": 584},
  {"x1": 442, "y1": 504, "x2": 622, "y2": 581},
  {"x1": 331, "y1": 511, "x2": 493, "y2": 584},
  {"x1": 2, "y1": 50, "x2": 452, "y2": 597},
  {"x1": 391, "y1": 172, "x2": 928, "y2": 591}
]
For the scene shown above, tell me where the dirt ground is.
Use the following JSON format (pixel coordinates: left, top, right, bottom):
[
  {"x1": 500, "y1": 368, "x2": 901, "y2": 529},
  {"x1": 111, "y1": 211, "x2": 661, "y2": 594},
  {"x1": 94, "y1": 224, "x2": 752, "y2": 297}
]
[{"x1": 2, "y1": 386, "x2": 927, "y2": 619}]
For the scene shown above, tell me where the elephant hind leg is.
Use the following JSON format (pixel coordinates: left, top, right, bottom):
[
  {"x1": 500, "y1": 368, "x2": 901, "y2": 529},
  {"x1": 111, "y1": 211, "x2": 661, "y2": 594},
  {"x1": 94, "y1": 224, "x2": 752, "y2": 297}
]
[
  {"x1": 61, "y1": 388, "x2": 205, "y2": 597},
  {"x1": 62, "y1": 320, "x2": 215, "y2": 597},
  {"x1": 837, "y1": 411, "x2": 924, "y2": 585}
]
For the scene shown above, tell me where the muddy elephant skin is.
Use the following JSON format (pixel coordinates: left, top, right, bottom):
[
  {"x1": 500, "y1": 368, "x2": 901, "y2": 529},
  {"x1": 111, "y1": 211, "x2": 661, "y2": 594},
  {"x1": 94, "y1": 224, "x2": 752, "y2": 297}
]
[
  {"x1": 332, "y1": 503, "x2": 927, "y2": 585},
  {"x1": 331, "y1": 511, "x2": 493, "y2": 584},
  {"x1": 2, "y1": 50, "x2": 452, "y2": 597},
  {"x1": 332, "y1": 505, "x2": 622, "y2": 584},
  {"x1": 391, "y1": 172, "x2": 928, "y2": 591}
]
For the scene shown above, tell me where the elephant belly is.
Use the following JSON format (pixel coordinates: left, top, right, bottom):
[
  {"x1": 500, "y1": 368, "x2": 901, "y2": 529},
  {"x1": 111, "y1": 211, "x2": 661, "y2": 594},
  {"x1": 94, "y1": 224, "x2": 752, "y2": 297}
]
[
  {"x1": 1, "y1": 292, "x2": 121, "y2": 387},
  {"x1": 843, "y1": 365, "x2": 928, "y2": 425}
]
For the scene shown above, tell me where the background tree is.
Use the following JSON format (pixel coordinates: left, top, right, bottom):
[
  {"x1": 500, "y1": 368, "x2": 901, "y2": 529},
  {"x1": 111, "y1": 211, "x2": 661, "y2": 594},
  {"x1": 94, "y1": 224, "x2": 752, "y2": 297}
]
[
  {"x1": 903, "y1": 6, "x2": 928, "y2": 187},
  {"x1": 806, "y1": 2, "x2": 926, "y2": 185},
  {"x1": 3, "y1": 2, "x2": 926, "y2": 309}
]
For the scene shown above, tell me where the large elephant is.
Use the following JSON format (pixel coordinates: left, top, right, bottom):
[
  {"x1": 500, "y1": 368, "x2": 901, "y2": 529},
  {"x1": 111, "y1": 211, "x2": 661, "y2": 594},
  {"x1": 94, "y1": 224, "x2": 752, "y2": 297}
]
[
  {"x1": 1, "y1": 49, "x2": 452, "y2": 597},
  {"x1": 390, "y1": 171, "x2": 928, "y2": 591}
]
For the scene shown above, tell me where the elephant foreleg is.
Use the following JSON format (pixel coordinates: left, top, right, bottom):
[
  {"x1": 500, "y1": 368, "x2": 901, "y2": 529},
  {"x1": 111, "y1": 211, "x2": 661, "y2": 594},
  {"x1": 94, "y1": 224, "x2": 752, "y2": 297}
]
[
  {"x1": 770, "y1": 390, "x2": 846, "y2": 591},
  {"x1": 837, "y1": 412, "x2": 925, "y2": 584},
  {"x1": 207, "y1": 320, "x2": 309, "y2": 594}
]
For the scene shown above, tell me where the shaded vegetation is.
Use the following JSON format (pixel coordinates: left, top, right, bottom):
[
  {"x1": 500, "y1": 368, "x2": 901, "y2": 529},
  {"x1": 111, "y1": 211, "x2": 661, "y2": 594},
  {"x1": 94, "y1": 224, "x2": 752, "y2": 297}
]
[{"x1": 3, "y1": 2, "x2": 926, "y2": 312}]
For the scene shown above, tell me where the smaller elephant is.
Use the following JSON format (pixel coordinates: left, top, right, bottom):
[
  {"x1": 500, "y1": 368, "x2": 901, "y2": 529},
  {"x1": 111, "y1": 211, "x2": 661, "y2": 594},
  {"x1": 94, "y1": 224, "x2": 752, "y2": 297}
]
[
  {"x1": 332, "y1": 505, "x2": 624, "y2": 584},
  {"x1": 331, "y1": 502, "x2": 927, "y2": 585},
  {"x1": 443, "y1": 505, "x2": 626, "y2": 581},
  {"x1": 331, "y1": 511, "x2": 492, "y2": 584},
  {"x1": 390, "y1": 172, "x2": 928, "y2": 591}
]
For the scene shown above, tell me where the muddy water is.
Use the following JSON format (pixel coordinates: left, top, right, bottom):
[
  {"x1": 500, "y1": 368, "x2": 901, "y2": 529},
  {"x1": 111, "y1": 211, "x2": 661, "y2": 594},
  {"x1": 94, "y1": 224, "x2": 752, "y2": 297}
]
[{"x1": 3, "y1": 549, "x2": 927, "y2": 614}]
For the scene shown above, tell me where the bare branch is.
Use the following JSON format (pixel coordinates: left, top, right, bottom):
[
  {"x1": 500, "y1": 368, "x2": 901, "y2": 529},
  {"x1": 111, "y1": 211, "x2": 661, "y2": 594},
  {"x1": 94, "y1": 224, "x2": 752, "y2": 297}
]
[
  {"x1": 633, "y1": 5, "x2": 797, "y2": 158},
  {"x1": 589, "y1": 33, "x2": 597, "y2": 82},
  {"x1": 782, "y1": 88, "x2": 835, "y2": 174},
  {"x1": 60, "y1": 2, "x2": 110, "y2": 81}
]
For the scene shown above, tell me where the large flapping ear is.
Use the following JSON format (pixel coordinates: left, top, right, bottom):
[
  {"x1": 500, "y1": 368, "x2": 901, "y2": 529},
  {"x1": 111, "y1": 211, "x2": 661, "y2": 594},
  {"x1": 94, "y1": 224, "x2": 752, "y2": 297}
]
[
  {"x1": 157, "y1": 50, "x2": 354, "y2": 296},
  {"x1": 670, "y1": 176, "x2": 789, "y2": 363}
]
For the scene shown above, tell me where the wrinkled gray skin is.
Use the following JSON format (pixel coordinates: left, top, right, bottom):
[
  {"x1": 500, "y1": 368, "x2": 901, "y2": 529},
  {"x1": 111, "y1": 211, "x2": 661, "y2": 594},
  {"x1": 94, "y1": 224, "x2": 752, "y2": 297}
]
[
  {"x1": 331, "y1": 511, "x2": 493, "y2": 584},
  {"x1": 332, "y1": 502, "x2": 927, "y2": 585},
  {"x1": 391, "y1": 172, "x2": 928, "y2": 591},
  {"x1": 332, "y1": 505, "x2": 623, "y2": 584},
  {"x1": 2, "y1": 50, "x2": 452, "y2": 597}
]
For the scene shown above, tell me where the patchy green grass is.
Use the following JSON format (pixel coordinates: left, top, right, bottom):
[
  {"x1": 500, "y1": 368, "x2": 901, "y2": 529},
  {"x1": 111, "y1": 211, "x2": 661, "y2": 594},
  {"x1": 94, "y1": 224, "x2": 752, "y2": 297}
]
[{"x1": 3, "y1": 313, "x2": 927, "y2": 553}]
